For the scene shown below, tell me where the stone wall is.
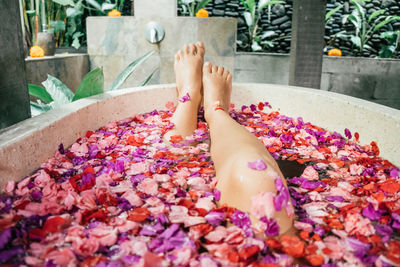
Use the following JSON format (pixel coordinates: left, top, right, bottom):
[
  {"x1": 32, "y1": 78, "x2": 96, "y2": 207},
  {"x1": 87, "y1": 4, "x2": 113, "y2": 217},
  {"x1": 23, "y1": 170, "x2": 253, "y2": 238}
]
[
  {"x1": 234, "y1": 53, "x2": 400, "y2": 110},
  {"x1": 178, "y1": 0, "x2": 400, "y2": 58}
]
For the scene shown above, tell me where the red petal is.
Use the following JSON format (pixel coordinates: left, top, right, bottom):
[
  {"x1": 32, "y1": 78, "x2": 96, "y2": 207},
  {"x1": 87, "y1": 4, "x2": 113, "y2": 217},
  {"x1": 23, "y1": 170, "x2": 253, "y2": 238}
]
[
  {"x1": 43, "y1": 216, "x2": 66, "y2": 233},
  {"x1": 127, "y1": 208, "x2": 150, "y2": 222}
]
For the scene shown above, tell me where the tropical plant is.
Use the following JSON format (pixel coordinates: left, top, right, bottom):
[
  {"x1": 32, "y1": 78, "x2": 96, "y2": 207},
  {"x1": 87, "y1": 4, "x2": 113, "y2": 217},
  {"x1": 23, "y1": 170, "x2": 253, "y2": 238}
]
[
  {"x1": 238, "y1": 0, "x2": 284, "y2": 52},
  {"x1": 325, "y1": 4, "x2": 343, "y2": 25},
  {"x1": 338, "y1": 0, "x2": 400, "y2": 55},
  {"x1": 178, "y1": 0, "x2": 211, "y2": 17},
  {"x1": 323, "y1": 4, "x2": 344, "y2": 51},
  {"x1": 29, "y1": 50, "x2": 157, "y2": 116},
  {"x1": 22, "y1": 0, "x2": 128, "y2": 50},
  {"x1": 379, "y1": 30, "x2": 400, "y2": 58}
]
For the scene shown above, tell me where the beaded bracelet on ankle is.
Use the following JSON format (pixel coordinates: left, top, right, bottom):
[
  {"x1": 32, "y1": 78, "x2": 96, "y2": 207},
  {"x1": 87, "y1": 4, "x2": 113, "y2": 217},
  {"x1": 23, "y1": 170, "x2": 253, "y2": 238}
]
[{"x1": 213, "y1": 101, "x2": 225, "y2": 111}]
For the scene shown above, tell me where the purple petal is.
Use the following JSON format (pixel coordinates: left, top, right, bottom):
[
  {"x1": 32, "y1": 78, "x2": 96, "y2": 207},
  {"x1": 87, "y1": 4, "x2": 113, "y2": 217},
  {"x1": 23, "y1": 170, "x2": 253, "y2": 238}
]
[
  {"x1": 325, "y1": 196, "x2": 344, "y2": 202},
  {"x1": 248, "y1": 159, "x2": 267, "y2": 171},
  {"x1": 362, "y1": 203, "x2": 380, "y2": 221},
  {"x1": 213, "y1": 189, "x2": 221, "y2": 201},
  {"x1": 179, "y1": 93, "x2": 190, "y2": 103},
  {"x1": 390, "y1": 168, "x2": 399, "y2": 178},
  {"x1": 261, "y1": 217, "x2": 280, "y2": 236},
  {"x1": 0, "y1": 228, "x2": 12, "y2": 250},
  {"x1": 344, "y1": 128, "x2": 352, "y2": 139},
  {"x1": 347, "y1": 237, "x2": 370, "y2": 253},
  {"x1": 205, "y1": 211, "x2": 224, "y2": 226},
  {"x1": 231, "y1": 210, "x2": 253, "y2": 237}
]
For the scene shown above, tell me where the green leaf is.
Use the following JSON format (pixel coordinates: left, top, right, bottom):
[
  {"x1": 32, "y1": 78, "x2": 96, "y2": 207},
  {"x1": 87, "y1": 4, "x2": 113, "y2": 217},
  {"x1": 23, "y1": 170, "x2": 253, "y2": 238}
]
[
  {"x1": 246, "y1": 0, "x2": 255, "y2": 14},
  {"x1": 66, "y1": 7, "x2": 83, "y2": 17},
  {"x1": 86, "y1": 0, "x2": 103, "y2": 12},
  {"x1": 42, "y1": 75, "x2": 74, "y2": 107},
  {"x1": 101, "y1": 3, "x2": 116, "y2": 11},
  {"x1": 379, "y1": 45, "x2": 395, "y2": 58},
  {"x1": 373, "y1": 16, "x2": 400, "y2": 33},
  {"x1": 243, "y1": 11, "x2": 252, "y2": 27},
  {"x1": 72, "y1": 38, "x2": 81, "y2": 49},
  {"x1": 368, "y1": 9, "x2": 385, "y2": 23},
  {"x1": 326, "y1": 4, "x2": 343, "y2": 23},
  {"x1": 251, "y1": 41, "x2": 262, "y2": 51},
  {"x1": 140, "y1": 68, "x2": 158, "y2": 86},
  {"x1": 28, "y1": 84, "x2": 53, "y2": 103},
  {"x1": 26, "y1": 10, "x2": 35, "y2": 16},
  {"x1": 49, "y1": 20, "x2": 66, "y2": 33},
  {"x1": 350, "y1": 35, "x2": 361, "y2": 48},
  {"x1": 258, "y1": 0, "x2": 284, "y2": 12},
  {"x1": 51, "y1": 0, "x2": 75, "y2": 6},
  {"x1": 261, "y1": 40, "x2": 274, "y2": 48},
  {"x1": 380, "y1": 31, "x2": 395, "y2": 39},
  {"x1": 72, "y1": 68, "x2": 104, "y2": 101},
  {"x1": 195, "y1": 0, "x2": 211, "y2": 13},
  {"x1": 30, "y1": 100, "x2": 52, "y2": 116},
  {"x1": 108, "y1": 50, "x2": 156, "y2": 91},
  {"x1": 260, "y1": 30, "x2": 275, "y2": 39},
  {"x1": 350, "y1": 0, "x2": 365, "y2": 20}
]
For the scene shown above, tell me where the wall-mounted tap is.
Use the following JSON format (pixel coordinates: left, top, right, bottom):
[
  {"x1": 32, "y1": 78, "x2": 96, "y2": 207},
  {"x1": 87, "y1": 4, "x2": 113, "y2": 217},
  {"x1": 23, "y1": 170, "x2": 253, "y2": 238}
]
[{"x1": 145, "y1": 22, "x2": 165, "y2": 44}]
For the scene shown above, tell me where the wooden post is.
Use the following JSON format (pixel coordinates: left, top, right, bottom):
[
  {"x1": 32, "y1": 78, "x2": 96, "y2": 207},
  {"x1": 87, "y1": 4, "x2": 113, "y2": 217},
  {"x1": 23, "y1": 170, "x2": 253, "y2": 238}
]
[
  {"x1": 289, "y1": 0, "x2": 327, "y2": 89},
  {"x1": 0, "y1": 0, "x2": 31, "y2": 129}
]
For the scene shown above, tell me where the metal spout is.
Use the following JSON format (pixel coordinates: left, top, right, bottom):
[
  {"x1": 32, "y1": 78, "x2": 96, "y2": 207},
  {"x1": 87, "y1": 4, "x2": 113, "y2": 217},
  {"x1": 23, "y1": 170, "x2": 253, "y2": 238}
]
[{"x1": 145, "y1": 22, "x2": 165, "y2": 44}]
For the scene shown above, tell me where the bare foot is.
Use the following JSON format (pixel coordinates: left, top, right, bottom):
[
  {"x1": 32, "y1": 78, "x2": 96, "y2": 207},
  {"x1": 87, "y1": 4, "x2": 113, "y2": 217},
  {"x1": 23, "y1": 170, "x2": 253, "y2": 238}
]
[
  {"x1": 174, "y1": 42, "x2": 205, "y2": 106},
  {"x1": 202, "y1": 62, "x2": 232, "y2": 124},
  {"x1": 163, "y1": 42, "x2": 205, "y2": 143}
]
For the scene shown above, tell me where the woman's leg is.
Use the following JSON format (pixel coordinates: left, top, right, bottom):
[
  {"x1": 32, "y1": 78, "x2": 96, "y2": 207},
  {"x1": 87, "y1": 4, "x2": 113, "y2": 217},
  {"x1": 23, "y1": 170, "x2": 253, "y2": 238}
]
[
  {"x1": 163, "y1": 42, "x2": 205, "y2": 143},
  {"x1": 202, "y1": 62, "x2": 294, "y2": 235}
]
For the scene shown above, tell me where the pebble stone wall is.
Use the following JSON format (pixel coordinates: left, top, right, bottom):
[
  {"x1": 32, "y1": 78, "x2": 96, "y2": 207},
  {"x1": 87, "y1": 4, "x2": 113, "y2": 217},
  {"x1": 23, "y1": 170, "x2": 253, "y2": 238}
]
[{"x1": 178, "y1": 0, "x2": 400, "y2": 58}]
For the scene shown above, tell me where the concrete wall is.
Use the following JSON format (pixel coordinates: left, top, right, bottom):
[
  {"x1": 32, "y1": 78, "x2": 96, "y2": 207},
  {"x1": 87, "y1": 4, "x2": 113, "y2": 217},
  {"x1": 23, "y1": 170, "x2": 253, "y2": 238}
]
[
  {"x1": 87, "y1": 17, "x2": 236, "y2": 90},
  {"x1": 26, "y1": 54, "x2": 90, "y2": 92},
  {"x1": 234, "y1": 53, "x2": 400, "y2": 110},
  {"x1": 0, "y1": 0, "x2": 31, "y2": 129}
]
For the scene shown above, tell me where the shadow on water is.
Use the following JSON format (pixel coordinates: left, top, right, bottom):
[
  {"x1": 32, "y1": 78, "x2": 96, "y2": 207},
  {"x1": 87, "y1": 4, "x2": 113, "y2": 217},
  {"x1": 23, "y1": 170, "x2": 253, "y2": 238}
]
[{"x1": 276, "y1": 159, "x2": 306, "y2": 179}]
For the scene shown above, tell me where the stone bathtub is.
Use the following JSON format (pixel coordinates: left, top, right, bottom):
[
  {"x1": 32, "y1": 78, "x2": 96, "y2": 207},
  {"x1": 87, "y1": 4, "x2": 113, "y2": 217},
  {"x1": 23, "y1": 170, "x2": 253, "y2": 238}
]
[{"x1": 0, "y1": 83, "x2": 399, "y2": 189}]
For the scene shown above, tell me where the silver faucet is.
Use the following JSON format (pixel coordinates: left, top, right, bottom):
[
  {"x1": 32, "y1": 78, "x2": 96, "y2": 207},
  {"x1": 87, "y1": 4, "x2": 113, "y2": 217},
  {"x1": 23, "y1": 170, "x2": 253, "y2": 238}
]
[{"x1": 145, "y1": 22, "x2": 165, "y2": 44}]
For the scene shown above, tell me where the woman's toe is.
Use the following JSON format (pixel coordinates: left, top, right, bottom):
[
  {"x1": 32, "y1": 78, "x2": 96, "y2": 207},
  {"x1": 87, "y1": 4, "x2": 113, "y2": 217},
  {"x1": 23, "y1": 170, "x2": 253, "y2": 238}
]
[{"x1": 203, "y1": 62, "x2": 212, "y2": 74}]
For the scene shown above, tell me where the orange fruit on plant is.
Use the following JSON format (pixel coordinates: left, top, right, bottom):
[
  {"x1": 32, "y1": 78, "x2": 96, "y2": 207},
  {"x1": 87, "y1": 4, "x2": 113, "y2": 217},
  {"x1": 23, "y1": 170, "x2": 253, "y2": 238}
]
[
  {"x1": 108, "y1": 9, "x2": 121, "y2": 17},
  {"x1": 196, "y1": 8, "x2": 209, "y2": 17},
  {"x1": 328, "y1": 48, "x2": 342, "y2": 57},
  {"x1": 30, "y1": 45, "x2": 45, "y2": 57}
]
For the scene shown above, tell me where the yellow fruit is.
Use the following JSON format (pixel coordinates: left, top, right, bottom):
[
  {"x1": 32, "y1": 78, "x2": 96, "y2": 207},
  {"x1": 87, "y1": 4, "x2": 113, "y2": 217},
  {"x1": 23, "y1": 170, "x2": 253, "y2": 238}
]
[
  {"x1": 196, "y1": 8, "x2": 209, "y2": 17},
  {"x1": 30, "y1": 46, "x2": 45, "y2": 57}
]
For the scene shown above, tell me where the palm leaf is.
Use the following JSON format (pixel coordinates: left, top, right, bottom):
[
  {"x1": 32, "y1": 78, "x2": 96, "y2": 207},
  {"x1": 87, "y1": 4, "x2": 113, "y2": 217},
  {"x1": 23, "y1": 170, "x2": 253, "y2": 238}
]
[
  {"x1": 373, "y1": 16, "x2": 400, "y2": 33},
  {"x1": 28, "y1": 84, "x2": 53, "y2": 103},
  {"x1": 258, "y1": 0, "x2": 284, "y2": 12},
  {"x1": 86, "y1": 0, "x2": 103, "y2": 13},
  {"x1": 195, "y1": 0, "x2": 211, "y2": 13},
  {"x1": 368, "y1": 9, "x2": 385, "y2": 23},
  {"x1": 108, "y1": 50, "x2": 156, "y2": 91},
  {"x1": 42, "y1": 74, "x2": 74, "y2": 107},
  {"x1": 350, "y1": 0, "x2": 365, "y2": 20},
  {"x1": 246, "y1": 0, "x2": 255, "y2": 14},
  {"x1": 72, "y1": 68, "x2": 104, "y2": 101},
  {"x1": 140, "y1": 68, "x2": 158, "y2": 86},
  {"x1": 326, "y1": 4, "x2": 343, "y2": 23},
  {"x1": 51, "y1": 0, "x2": 74, "y2": 6},
  {"x1": 30, "y1": 100, "x2": 52, "y2": 116}
]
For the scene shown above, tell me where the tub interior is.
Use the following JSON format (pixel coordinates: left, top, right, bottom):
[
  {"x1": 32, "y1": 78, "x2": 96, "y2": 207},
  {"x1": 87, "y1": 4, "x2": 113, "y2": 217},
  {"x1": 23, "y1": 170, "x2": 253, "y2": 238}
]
[{"x1": 0, "y1": 83, "x2": 399, "y2": 188}]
